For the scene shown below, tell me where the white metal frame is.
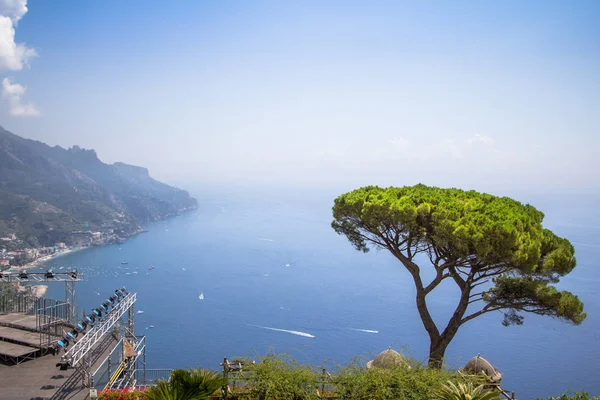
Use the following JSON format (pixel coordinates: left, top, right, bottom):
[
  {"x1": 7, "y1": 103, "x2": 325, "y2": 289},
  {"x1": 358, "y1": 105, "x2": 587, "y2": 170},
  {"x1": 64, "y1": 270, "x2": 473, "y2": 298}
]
[{"x1": 61, "y1": 292, "x2": 137, "y2": 367}]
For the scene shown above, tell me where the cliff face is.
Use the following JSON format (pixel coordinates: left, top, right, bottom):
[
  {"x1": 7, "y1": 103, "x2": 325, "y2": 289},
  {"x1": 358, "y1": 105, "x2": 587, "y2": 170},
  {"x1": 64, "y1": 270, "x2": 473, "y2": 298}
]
[{"x1": 0, "y1": 126, "x2": 198, "y2": 246}]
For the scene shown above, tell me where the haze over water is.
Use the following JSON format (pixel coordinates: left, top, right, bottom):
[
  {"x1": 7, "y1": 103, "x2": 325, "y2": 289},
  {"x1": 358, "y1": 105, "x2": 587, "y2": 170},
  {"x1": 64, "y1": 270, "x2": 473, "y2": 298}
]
[{"x1": 42, "y1": 186, "x2": 600, "y2": 400}]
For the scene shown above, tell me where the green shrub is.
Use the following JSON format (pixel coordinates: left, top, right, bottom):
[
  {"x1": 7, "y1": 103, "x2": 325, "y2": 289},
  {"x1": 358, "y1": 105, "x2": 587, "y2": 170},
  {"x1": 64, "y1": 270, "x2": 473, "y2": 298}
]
[
  {"x1": 538, "y1": 392, "x2": 600, "y2": 400},
  {"x1": 234, "y1": 354, "x2": 321, "y2": 400},
  {"x1": 436, "y1": 381, "x2": 499, "y2": 400},
  {"x1": 225, "y1": 353, "x2": 486, "y2": 400},
  {"x1": 334, "y1": 359, "x2": 479, "y2": 400},
  {"x1": 144, "y1": 367, "x2": 225, "y2": 400}
]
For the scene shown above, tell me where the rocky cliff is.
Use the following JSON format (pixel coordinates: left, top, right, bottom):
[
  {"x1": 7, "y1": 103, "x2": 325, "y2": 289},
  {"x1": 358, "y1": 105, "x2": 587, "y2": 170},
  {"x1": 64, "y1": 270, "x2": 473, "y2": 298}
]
[{"x1": 0, "y1": 126, "x2": 197, "y2": 247}]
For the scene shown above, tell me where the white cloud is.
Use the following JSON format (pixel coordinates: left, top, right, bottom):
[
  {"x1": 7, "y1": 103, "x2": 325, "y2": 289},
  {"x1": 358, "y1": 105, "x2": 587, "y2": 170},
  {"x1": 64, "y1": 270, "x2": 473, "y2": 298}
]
[
  {"x1": 0, "y1": 0, "x2": 28, "y2": 24},
  {"x1": 2, "y1": 77, "x2": 39, "y2": 116},
  {"x1": 0, "y1": 0, "x2": 37, "y2": 116},
  {"x1": 467, "y1": 133, "x2": 494, "y2": 145},
  {"x1": 0, "y1": 15, "x2": 35, "y2": 71}
]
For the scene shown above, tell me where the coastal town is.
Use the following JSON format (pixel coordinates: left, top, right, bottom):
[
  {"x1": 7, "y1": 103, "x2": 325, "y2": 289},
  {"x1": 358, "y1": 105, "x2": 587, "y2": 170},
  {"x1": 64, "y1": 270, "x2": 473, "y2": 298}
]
[
  {"x1": 1, "y1": 230, "x2": 126, "y2": 270},
  {"x1": 0, "y1": 229, "x2": 138, "y2": 297}
]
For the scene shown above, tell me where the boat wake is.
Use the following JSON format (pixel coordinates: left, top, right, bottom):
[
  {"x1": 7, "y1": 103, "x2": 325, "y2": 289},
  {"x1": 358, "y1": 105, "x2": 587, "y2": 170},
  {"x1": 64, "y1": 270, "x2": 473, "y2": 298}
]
[
  {"x1": 249, "y1": 325, "x2": 315, "y2": 338},
  {"x1": 350, "y1": 328, "x2": 379, "y2": 334},
  {"x1": 257, "y1": 238, "x2": 274, "y2": 242}
]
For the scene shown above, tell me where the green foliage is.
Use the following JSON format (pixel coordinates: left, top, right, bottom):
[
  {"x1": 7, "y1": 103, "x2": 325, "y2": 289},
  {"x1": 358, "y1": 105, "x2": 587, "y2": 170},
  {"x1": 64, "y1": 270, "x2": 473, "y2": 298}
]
[
  {"x1": 485, "y1": 276, "x2": 586, "y2": 326},
  {"x1": 538, "y1": 392, "x2": 600, "y2": 400},
  {"x1": 334, "y1": 360, "x2": 474, "y2": 400},
  {"x1": 331, "y1": 185, "x2": 586, "y2": 365},
  {"x1": 0, "y1": 127, "x2": 197, "y2": 247},
  {"x1": 144, "y1": 367, "x2": 224, "y2": 400},
  {"x1": 237, "y1": 354, "x2": 321, "y2": 400},
  {"x1": 332, "y1": 185, "x2": 573, "y2": 275},
  {"x1": 225, "y1": 354, "x2": 486, "y2": 400},
  {"x1": 143, "y1": 381, "x2": 179, "y2": 400},
  {"x1": 436, "y1": 381, "x2": 499, "y2": 400}
]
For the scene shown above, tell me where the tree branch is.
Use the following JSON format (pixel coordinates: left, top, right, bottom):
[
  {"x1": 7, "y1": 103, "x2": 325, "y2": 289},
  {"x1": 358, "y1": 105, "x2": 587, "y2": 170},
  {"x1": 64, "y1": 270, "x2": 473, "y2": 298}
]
[
  {"x1": 423, "y1": 272, "x2": 451, "y2": 295},
  {"x1": 448, "y1": 266, "x2": 466, "y2": 291},
  {"x1": 461, "y1": 304, "x2": 502, "y2": 325}
]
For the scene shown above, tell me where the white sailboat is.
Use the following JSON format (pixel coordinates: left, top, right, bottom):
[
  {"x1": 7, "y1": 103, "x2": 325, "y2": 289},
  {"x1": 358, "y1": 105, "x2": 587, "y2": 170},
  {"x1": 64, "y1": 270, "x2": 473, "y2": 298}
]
[{"x1": 198, "y1": 292, "x2": 204, "y2": 300}]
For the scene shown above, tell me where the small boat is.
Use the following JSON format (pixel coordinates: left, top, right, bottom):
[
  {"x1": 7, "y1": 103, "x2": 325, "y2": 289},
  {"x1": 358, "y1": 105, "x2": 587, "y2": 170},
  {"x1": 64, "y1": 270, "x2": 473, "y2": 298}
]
[
  {"x1": 149, "y1": 325, "x2": 155, "y2": 329},
  {"x1": 285, "y1": 263, "x2": 290, "y2": 267},
  {"x1": 198, "y1": 293, "x2": 204, "y2": 300},
  {"x1": 148, "y1": 266, "x2": 155, "y2": 270},
  {"x1": 121, "y1": 262, "x2": 128, "y2": 265},
  {"x1": 136, "y1": 310, "x2": 144, "y2": 314}
]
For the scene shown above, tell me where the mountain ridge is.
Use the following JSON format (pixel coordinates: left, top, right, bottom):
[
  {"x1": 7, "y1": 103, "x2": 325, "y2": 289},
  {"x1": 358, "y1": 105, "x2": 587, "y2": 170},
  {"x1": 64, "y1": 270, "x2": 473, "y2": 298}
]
[{"x1": 0, "y1": 126, "x2": 198, "y2": 248}]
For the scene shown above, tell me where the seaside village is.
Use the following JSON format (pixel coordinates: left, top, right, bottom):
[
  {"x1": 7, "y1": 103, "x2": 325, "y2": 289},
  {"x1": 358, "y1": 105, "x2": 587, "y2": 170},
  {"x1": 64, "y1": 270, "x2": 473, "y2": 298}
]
[
  {"x1": 0, "y1": 229, "x2": 130, "y2": 268},
  {"x1": 1, "y1": 233, "x2": 68, "y2": 268},
  {"x1": 0, "y1": 230, "x2": 124, "y2": 297}
]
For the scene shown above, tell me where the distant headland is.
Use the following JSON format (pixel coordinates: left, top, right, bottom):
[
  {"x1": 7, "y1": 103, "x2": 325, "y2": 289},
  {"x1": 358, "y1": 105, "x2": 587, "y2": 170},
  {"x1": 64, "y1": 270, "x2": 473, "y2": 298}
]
[{"x1": 0, "y1": 126, "x2": 198, "y2": 270}]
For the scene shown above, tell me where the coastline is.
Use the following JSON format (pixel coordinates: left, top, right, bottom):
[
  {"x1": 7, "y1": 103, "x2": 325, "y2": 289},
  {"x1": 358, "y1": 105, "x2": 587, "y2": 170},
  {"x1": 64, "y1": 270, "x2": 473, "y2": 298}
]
[
  {"x1": 30, "y1": 284, "x2": 48, "y2": 297},
  {"x1": 6, "y1": 208, "x2": 195, "y2": 274},
  {"x1": 19, "y1": 246, "x2": 86, "y2": 271}
]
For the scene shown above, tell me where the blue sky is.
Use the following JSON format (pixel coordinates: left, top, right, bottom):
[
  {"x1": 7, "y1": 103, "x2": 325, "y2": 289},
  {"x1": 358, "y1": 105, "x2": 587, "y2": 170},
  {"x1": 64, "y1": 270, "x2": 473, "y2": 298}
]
[{"x1": 1, "y1": 1, "x2": 598, "y2": 192}]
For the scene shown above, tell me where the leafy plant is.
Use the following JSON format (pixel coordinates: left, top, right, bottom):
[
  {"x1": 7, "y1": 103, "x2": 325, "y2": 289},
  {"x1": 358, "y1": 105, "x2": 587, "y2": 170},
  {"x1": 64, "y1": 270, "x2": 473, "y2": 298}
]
[
  {"x1": 538, "y1": 392, "x2": 600, "y2": 400},
  {"x1": 436, "y1": 380, "x2": 499, "y2": 400},
  {"x1": 334, "y1": 359, "x2": 471, "y2": 400},
  {"x1": 144, "y1": 367, "x2": 225, "y2": 400},
  {"x1": 240, "y1": 354, "x2": 321, "y2": 400}
]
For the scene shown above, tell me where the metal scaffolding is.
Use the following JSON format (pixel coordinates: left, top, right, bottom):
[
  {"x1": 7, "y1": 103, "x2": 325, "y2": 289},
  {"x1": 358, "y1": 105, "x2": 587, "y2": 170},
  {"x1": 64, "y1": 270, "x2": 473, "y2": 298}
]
[
  {"x1": 1, "y1": 269, "x2": 82, "y2": 324},
  {"x1": 61, "y1": 292, "x2": 136, "y2": 368},
  {"x1": 92, "y1": 335, "x2": 147, "y2": 391},
  {"x1": 2, "y1": 269, "x2": 145, "y2": 390},
  {"x1": 56, "y1": 291, "x2": 139, "y2": 389}
]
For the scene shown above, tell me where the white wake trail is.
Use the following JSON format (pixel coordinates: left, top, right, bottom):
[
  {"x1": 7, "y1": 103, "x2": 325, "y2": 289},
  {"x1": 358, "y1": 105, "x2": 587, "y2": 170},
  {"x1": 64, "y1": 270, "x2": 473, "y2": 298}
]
[
  {"x1": 257, "y1": 238, "x2": 274, "y2": 242},
  {"x1": 350, "y1": 328, "x2": 379, "y2": 334},
  {"x1": 250, "y1": 325, "x2": 315, "y2": 338}
]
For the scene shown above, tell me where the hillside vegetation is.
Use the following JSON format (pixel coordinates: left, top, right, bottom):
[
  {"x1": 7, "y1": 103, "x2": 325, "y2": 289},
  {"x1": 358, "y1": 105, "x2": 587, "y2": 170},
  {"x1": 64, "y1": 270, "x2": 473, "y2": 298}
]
[{"x1": 0, "y1": 126, "x2": 197, "y2": 247}]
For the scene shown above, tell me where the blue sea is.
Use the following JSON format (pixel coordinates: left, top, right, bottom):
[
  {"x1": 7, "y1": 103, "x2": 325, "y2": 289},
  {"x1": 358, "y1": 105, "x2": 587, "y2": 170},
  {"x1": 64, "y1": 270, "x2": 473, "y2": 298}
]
[{"x1": 42, "y1": 186, "x2": 600, "y2": 399}]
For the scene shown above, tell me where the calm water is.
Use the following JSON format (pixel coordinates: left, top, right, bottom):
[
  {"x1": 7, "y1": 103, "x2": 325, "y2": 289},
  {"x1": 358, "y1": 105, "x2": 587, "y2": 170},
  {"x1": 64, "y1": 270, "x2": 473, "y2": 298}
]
[{"x1": 42, "y1": 187, "x2": 600, "y2": 399}]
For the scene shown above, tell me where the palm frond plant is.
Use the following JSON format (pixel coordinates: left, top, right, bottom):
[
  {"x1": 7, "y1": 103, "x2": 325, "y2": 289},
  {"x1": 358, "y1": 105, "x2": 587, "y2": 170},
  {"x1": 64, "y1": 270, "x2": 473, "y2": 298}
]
[
  {"x1": 144, "y1": 367, "x2": 225, "y2": 400},
  {"x1": 436, "y1": 380, "x2": 499, "y2": 400}
]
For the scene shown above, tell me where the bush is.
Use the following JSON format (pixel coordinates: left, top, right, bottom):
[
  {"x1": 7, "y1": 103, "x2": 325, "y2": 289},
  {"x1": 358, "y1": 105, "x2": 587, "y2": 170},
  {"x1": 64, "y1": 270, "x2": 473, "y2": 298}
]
[
  {"x1": 144, "y1": 367, "x2": 225, "y2": 400},
  {"x1": 436, "y1": 381, "x2": 499, "y2": 400},
  {"x1": 538, "y1": 392, "x2": 600, "y2": 400},
  {"x1": 334, "y1": 359, "x2": 480, "y2": 400},
  {"x1": 225, "y1": 353, "x2": 487, "y2": 400},
  {"x1": 235, "y1": 354, "x2": 321, "y2": 400}
]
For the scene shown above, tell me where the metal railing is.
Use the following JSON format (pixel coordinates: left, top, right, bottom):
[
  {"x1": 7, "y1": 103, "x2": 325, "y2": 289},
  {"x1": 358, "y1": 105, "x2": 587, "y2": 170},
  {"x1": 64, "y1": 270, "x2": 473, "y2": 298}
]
[
  {"x1": 0, "y1": 293, "x2": 81, "y2": 349},
  {"x1": 92, "y1": 335, "x2": 126, "y2": 390},
  {"x1": 110, "y1": 335, "x2": 146, "y2": 390},
  {"x1": 61, "y1": 292, "x2": 136, "y2": 367},
  {"x1": 0, "y1": 293, "x2": 38, "y2": 314},
  {"x1": 136, "y1": 369, "x2": 173, "y2": 385}
]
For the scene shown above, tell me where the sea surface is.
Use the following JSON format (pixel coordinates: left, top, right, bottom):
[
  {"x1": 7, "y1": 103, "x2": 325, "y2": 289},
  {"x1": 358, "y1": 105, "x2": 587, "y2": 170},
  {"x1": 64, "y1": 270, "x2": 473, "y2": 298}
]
[{"x1": 42, "y1": 186, "x2": 600, "y2": 399}]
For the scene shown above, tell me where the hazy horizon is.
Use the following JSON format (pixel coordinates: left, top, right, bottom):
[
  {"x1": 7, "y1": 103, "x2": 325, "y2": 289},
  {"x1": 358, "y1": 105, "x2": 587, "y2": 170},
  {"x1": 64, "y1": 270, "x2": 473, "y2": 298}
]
[{"x1": 1, "y1": 1, "x2": 598, "y2": 194}]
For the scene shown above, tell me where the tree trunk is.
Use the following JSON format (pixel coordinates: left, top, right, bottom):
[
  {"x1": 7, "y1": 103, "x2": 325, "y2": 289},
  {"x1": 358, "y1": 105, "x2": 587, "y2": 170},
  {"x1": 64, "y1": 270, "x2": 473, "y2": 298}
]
[
  {"x1": 427, "y1": 292, "x2": 469, "y2": 369},
  {"x1": 415, "y1": 291, "x2": 441, "y2": 352},
  {"x1": 428, "y1": 337, "x2": 450, "y2": 369},
  {"x1": 407, "y1": 258, "x2": 471, "y2": 369}
]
